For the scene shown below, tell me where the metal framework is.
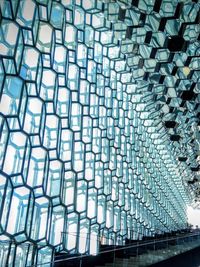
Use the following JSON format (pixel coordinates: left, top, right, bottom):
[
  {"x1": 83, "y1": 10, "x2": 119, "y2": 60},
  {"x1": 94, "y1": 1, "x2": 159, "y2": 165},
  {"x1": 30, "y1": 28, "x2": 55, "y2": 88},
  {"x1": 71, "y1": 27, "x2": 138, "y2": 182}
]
[{"x1": 0, "y1": 0, "x2": 199, "y2": 266}]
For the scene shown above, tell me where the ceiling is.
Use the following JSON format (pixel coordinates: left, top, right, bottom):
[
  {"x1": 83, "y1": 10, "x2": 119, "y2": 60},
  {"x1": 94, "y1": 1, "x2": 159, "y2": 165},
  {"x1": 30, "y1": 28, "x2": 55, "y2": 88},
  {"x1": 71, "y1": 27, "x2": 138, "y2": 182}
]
[{"x1": 100, "y1": 0, "x2": 200, "y2": 205}]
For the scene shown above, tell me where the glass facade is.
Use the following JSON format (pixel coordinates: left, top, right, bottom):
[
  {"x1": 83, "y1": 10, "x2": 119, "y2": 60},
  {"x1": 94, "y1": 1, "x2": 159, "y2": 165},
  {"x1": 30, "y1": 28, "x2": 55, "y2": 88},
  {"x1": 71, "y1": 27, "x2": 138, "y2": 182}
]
[{"x1": 0, "y1": 0, "x2": 199, "y2": 266}]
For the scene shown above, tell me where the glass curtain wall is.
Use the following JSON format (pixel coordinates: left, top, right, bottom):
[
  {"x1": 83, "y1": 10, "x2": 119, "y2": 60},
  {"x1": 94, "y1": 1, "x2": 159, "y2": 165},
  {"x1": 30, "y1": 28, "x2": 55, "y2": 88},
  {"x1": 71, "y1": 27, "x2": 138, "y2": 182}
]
[{"x1": 0, "y1": 0, "x2": 197, "y2": 265}]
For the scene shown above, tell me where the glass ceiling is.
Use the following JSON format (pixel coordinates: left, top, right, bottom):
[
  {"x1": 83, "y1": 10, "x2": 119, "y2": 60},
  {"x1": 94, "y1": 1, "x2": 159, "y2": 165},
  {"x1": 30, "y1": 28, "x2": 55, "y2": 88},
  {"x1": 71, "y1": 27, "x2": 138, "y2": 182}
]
[{"x1": 0, "y1": 0, "x2": 199, "y2": 266}]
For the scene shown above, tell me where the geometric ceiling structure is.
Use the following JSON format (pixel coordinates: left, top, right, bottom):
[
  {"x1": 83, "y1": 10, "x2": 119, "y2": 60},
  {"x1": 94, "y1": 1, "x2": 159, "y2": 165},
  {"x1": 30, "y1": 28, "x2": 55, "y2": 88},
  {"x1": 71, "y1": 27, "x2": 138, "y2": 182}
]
[
  {"x1": 103, "y1": 0, "x2": 200, "y2": 204},
  {"x1": 104, "y1": 0, "x2": 200, "y2": 204},
  {"x1": 0, "y1": 0, "x2": 199, "y2": 266}
]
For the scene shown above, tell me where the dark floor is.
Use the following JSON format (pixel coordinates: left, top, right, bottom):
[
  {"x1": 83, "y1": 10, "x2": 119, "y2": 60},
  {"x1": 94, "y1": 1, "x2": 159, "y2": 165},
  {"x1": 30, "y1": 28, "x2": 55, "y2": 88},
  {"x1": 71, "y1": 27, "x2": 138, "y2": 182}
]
[{"x1": 149, "y1": 246, "x2": 200, "y2": 267}]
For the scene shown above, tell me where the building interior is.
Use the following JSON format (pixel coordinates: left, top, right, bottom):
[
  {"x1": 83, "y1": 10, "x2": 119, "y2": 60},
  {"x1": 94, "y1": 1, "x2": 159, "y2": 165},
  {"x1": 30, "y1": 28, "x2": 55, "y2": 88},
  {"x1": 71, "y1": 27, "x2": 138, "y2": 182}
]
[{"x1": 0, "y1": 0, "x2": 199, "y2": 266}]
